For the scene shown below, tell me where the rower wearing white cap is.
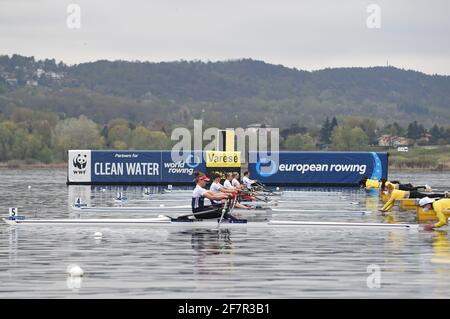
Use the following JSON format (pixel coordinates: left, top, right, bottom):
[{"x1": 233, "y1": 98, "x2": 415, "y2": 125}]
[{"x1": 418, "y1": 197, "x2": 450, "y2": 231}]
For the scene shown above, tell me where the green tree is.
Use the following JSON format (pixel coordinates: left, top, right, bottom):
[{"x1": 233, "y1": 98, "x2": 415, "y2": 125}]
[
  {"x1": 429, "y1": 124, "x2": 441, "y2": 144},
  {"x1": 345, "y1": 116, "x2": 378, "y2": 145},
  {"x1": 52, "y1": 115, "x2": 104, "y2": 160},
  {"x1": 11, "y1": 108, "x2": 59, "y2": 146},
  {"x1": 330, "y1": 117, "x2": 338, "y2": 133},
  {"x1": 320, "y1": 117, "x2": 331, "y2": 144},
  {"x1": 130, "y1": 126, "x2": 171, "y2": 150},
  {"x1": 106, "y1": 118, "x2": 131, "y2": 147},
  {"x1": 331, "y1": 125, "x2": 369, "y2": 151},
  {"x1": 383, "y1": 122, "x2": 405, "y2": 136},
  {"x1": 0, "y1": 120, "x2": 51, "y2": 162},
  {"x1": 0, "y1": 121, "x2": 16, "y2": 161},
  {"x1": 407, "y1": 121, "x2": 425, "y2": 140},
  {"x1": 284, "y1": 133, "x2": 316, "y2": 151}
]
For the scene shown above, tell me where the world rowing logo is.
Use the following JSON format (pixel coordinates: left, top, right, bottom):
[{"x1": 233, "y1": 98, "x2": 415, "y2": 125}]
[
  {"x1": 185, "y1": 154, "x2": 201, "y2": 169},
  {"x1": 255, "y1": 158, "x2": 278, "y2": 177}
]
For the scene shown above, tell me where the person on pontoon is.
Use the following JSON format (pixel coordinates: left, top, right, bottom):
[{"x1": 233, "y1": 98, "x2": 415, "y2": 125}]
[
  {"x1": 418, "y1": 197, "x2": 450, "y2": 231},
  {"x1": 359, "y1": 176, "x2": 431, "y2": 192},
  {"x1": 380, "y1": 179, "x2": 432, "y2": 192},
  {"x1": 358, "y1": 176, "x2": 379, "y2": 188},
  {"x1": 174, "y1": 174, "x2": 240, "y2": 221},
  {"x1": 379, "y1": 183, "x2": 448, "y2": 213}
]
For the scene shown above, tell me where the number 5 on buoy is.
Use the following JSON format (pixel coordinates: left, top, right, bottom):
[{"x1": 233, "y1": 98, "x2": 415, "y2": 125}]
[{"x1": 9, "y1": 207, "x2": 17, "y2": 217}]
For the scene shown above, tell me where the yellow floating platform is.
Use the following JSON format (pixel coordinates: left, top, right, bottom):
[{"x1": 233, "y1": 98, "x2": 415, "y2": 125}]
[
  {"x1": 397, "y1": 198, "x2": 417, "y2": 211},
  {"x1": 416, "y1": 207, "x2": 450, "y2": 222}
]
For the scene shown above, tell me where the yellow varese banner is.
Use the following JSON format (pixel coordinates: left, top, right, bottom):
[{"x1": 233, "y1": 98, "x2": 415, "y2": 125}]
[{"x1": 206, "y1": 151, "x2": 241, "y2": 168}]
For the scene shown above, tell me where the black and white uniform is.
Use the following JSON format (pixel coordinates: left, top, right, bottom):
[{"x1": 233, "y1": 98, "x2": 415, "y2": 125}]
[
  {"x1": 191, "y1": 184, "x2": 222, "y2": 219},
  {"x1": 242, "y1": 176, "x2": 256, "y2": 188},
  {"x1": 209, "y1": 182, "x2": 224, "y2": 207},
  {"x1": 223, "y1": 179, "x2": 233, "y2": 188}
]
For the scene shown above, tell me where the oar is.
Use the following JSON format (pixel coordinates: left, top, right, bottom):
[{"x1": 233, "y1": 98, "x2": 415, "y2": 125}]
[
  {"x1": 218, "y1": 194, "x2": 238, "y2": 228},
  {"x1": 217, "y1": 197, "x2": 231, "y2": 227}
]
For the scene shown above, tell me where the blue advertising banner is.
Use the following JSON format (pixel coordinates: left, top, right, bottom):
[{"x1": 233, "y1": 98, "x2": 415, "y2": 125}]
[
  {"x1": 161, "y1": 151, "x2": 206, "y2": 183},
  {"x1": 68, "y1": 150, "x2": 206, "y2": 184},
  {"x1": 91, "y1": 151, "x2": 162, "y2": 183},
  {"x1": 248, "y1": 151, "x2": 388, "y2": 185},
  {"x1": 69, "y1": 150, "x2": 386, "y2": 185}
]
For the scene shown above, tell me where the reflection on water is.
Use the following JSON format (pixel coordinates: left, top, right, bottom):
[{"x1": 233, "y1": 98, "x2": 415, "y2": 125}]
[
  {"x1": 431, "y1": 231, "x2": 450, "y2": 265},
  {"x1": 0, "y1": 168, "x2": 450, "y2": 298}
]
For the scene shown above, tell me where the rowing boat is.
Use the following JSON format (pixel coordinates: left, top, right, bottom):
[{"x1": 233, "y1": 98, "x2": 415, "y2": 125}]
[
  {"x1": 71, "y1": 204, "x2": 372, "y2": 215},
  {"x1": 397, "y1": 198, "x2": 417, "y2": 211},
  {"x1": 416, "y1": 207, "x2": 450, "y2": 222},
  {"x1": 71, "y1": 204, "x2": 191, "y2": 212},
  {"x1": 2, "y1": 215, "x2": 418, "y2": 229}
]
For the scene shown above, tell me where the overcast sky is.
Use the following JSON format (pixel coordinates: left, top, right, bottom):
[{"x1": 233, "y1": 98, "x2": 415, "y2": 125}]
[{"x1": 1, "y1": 0, "x2": 449, "y2": 75}]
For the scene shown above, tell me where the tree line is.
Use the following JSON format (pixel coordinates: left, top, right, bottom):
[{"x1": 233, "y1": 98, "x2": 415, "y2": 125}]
[
  {"x1": 2, "y1": 54, "x2": 450, "y2": 130},
  {"x1": 1, "y1": 108, "x2": 450, "y2": 164},
  {"x1": 0, "y1": 109, "x2": 171, "y2": 163},
  {"x1": 280, "y1": 117, "x2": 450, "y2": 151}
]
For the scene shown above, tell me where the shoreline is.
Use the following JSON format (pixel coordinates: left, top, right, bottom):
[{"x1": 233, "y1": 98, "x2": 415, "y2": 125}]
[{"x1": 0, "y1": 162, "x2": 67, "y2": 169}]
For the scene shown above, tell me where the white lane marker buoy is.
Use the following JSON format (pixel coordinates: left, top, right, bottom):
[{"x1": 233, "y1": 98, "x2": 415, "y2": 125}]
[
  {"x1": 276, "y1": 187, "x2": 280, "y2": 191},
  {"x1": 28, "y1": 185, "x2": 31, "y2": 189},
  {"x1": 94, "y1": 232, "x2": 103, "y2": 239},
  {"x1": 66, "y1": 264, "x2": 84, "y2": 277},
  {"x1": 160, "y1": 204, "x2": 165, "y2": 207}
]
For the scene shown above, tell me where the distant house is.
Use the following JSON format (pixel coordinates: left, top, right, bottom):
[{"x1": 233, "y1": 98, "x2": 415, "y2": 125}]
[
  {"x1": 26, "y1": 79, "x2": 38, "y2": 86},
  {"x1": 4, "y1": 77, "x2": 18, "y2": 85},
  {"x1": 378, "y1": 135, "x2": 410, "y2": 147},
  {"x1": 46, "y1": 71, "x2": 64, "y2": 79},
  {"x1": 35, "y1": 68, "x2": 45, "y2": 78},
  {"x1": 418, "y1": 133, "x2": 432, "y2": 144}
]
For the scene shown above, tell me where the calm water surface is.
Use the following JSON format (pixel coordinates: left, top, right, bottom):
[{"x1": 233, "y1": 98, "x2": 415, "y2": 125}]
[{"x1": 0, "y1": 169, "x2": 449, "y2": 298}]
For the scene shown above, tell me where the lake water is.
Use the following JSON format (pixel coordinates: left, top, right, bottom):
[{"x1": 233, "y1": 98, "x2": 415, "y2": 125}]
[{"x1": 0, "y1": 169, "x2": 449, "y2": 298}]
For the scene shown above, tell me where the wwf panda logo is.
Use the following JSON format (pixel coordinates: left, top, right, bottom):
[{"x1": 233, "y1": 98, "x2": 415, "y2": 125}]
[{"x1": 73, "y1": 154, "x2": 87, "y2": 170}]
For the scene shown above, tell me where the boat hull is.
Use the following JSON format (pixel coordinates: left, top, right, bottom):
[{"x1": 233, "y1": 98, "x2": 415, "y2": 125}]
[{"x1": 3, "y1": 217, "x2": 418, "y2": 229}]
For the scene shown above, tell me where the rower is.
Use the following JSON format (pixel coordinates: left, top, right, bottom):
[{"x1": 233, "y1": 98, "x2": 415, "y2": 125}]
[
  {"x1": 418, "y1": 197, "x2": 450, "y2": 231},
  {"x1": 231, "y1": 172, "x2": 242, "y2": 189},
  {"x1": 379, "y1": 183, "x2": 448, "y2": 213},
  {"x1": 223, "y1": 173, "x2": 234, "y2": 189},
  {"x1": 380, "y1": 179, "x2": 432, "y2": 192},
  {"x1": 358, "y1": 176, "x2": 380, "y2": 189},
  {"x1": 210, "y1": 173, "x2": 250, "y2": 209},
  {"x1": 242, "y1": 171, "x2": 257, "y2": 189},
  {"x1": 225, "y1": 172, "x2": 243, "y2": 190},
  {"x1": 174, "y1": 174, "x2": 237, "y2": 221}
]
